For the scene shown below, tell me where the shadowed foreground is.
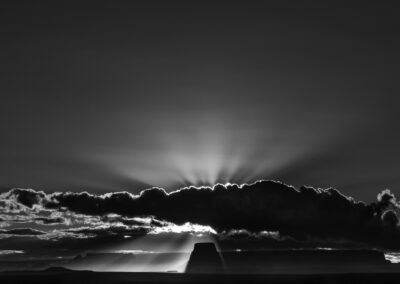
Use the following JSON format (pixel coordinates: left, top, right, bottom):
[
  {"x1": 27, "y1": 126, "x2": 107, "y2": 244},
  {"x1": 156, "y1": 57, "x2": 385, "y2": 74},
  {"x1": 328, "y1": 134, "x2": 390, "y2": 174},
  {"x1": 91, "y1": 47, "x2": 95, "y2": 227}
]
[
  {"x1": 2, "y1": 271, "x2": 400, "y2": 284},
  {"x1": 185, "y1": 243, "x2": 391, "y2": 274},
  {"x1": 3, "y1": 246, "x2": 400, "y2": 283}
]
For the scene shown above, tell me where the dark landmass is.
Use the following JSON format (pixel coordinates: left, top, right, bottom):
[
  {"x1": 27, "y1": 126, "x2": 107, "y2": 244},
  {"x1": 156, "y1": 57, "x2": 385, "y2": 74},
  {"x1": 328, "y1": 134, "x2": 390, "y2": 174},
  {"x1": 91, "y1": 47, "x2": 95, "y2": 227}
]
[
  {"x1": 216, "y1": 249, "x2": 392, "y2": 274},
  {"x1": 186, "y1": 243, "x2": 396, "y2": 274},
  {"x1": 186, "y1": 243, "x2": 224, "y2": 273},
  {"x1": 2, "y1": 248, "x2": 397, "y2": 273},
  {"x1": 44, "y1": 266, "x2": 74, "y2": 272},
  {"x1": 2, "y1": 245, "x2": 400, "y2": 283},
  {"x1": 2, "y1": 271, "x2": 400, "y2": 284}
]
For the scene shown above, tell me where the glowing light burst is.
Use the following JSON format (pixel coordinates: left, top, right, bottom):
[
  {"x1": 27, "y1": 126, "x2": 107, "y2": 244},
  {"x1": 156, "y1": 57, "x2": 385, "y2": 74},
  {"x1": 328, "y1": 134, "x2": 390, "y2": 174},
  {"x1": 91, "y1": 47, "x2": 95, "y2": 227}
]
[
  {"x1": 86, "y1": 221, "x2": 218, "y2": 273},
  {"x1": 91, "y1": 109, "x2": 326, "y2": 190}
]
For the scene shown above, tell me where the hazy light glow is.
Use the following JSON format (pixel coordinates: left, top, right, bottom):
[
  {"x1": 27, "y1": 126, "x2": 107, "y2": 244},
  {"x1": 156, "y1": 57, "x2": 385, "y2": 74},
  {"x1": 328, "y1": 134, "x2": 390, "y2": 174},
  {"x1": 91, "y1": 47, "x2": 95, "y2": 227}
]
[{"x1": 82, "y1": 225, "x2": 218, "y2": 272}]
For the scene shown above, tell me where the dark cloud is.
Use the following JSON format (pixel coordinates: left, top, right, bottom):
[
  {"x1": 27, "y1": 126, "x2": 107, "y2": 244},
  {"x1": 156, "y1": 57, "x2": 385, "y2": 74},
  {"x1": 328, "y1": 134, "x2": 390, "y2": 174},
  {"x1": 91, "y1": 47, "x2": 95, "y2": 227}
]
[
  {"x1": 382, "y1": 210, "x2": 399, "y2": 227},
  {"x1": 0, "y1": 228, "x2": 46, "y2": 236},
  {"x1": 33, "y1": 216, "x2": 67, "y2": 225},
  {"x1": 2, "y1": 180, "x2": 400, "y2": 249},
  {"x1": 8, "y1": 188, "x2": 46, "y2": 208}
]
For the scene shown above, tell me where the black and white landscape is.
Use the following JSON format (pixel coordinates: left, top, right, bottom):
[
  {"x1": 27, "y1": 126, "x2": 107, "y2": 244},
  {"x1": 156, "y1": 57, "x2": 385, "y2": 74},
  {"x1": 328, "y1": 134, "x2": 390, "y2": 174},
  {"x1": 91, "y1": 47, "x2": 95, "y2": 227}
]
[{"x1": 1, "y1": 1, "x2": 400, "y2": 283}]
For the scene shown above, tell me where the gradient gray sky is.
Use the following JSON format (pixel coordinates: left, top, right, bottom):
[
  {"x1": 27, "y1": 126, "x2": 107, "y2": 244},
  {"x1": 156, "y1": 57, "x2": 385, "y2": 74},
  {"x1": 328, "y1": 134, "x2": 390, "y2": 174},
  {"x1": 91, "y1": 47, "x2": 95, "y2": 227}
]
[{"x1": 1, "y1": 1, "x2": 399, "y2": 201}]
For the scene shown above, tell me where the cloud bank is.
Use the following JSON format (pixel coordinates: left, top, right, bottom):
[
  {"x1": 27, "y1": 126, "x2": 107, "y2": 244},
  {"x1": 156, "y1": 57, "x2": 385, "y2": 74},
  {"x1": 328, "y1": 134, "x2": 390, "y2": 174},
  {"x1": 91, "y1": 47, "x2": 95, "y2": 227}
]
[{"x1": 1, "y1": 180, "x2": 399, "y2": 249}]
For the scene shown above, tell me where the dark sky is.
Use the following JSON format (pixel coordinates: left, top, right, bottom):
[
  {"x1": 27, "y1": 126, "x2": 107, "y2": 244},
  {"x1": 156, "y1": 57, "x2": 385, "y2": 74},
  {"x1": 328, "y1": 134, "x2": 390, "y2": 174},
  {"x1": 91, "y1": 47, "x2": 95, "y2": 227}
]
[{"x1": 1, "y1": 1, "x2": 399, "y2": 201}]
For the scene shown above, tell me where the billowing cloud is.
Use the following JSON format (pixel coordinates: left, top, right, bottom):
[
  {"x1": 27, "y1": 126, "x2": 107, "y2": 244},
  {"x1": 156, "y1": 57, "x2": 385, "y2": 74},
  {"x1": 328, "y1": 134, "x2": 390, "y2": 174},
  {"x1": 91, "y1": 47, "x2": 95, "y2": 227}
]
[{"x1": 1, "y1": 180, "x2": 400, "y2": 249}]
